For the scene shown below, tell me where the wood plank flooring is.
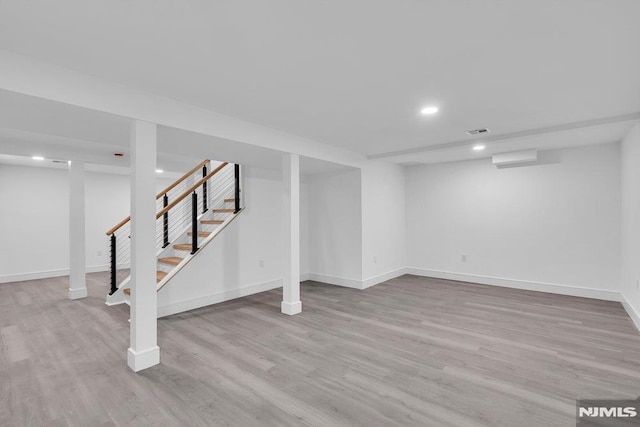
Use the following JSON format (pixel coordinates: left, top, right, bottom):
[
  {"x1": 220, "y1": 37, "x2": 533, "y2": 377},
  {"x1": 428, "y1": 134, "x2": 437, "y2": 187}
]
[{"x1": 1, "y1": 273, "x2": 639, "y2": 426}]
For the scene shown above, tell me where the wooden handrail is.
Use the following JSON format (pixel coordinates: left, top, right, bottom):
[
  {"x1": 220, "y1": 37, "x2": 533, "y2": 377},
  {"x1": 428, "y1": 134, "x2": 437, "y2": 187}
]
[
  {"x1": 156, "y1": 162, "x2": 229, "y2": 220},
  {"x1": 106, "y1": 216, "x2": 131, "y2": 236},
  {"x1": 156, "y1": 159, "x2": 209, "y2": 200},
  {"x1": 105, "y1": 159, "x2": 214, "y2": 236}
]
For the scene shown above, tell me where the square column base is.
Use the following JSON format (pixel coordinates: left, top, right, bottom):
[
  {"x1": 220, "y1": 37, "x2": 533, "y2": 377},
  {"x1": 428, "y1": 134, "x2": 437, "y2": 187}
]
[
  {"x1": 68, "y1": 288, "x2": 88, "y2": 300},
  {"x1": 281, "y1": 301, "x2": 302, "y2": 315},
  {"x1": 127, "y1": 346, "x2": 160, "y2": 372}
]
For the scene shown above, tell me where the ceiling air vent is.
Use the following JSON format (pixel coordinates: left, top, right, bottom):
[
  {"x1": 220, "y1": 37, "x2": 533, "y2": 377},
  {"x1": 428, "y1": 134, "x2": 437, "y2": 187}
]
[
  {"x1": 466, "y1": 128, "x2": 491, "y2": 136},
  {"x1": 52, "y1": 160, "x2": 68, "y2": 164}
]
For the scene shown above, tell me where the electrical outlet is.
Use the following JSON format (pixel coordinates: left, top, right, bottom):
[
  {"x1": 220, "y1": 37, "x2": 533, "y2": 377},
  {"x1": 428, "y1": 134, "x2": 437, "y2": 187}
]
[
  {"x1": 373, "y1": 256, "x2": 377, "y2": 264},
  {"x1": 97, "y1": 250, "x2": 102, "y2": 257},
  {"x1": 461, "y1": 254, "x2": 467, "y2": 263},
  {"x1": 259, "y1": 260, "x2": 264, "y2": 268}
]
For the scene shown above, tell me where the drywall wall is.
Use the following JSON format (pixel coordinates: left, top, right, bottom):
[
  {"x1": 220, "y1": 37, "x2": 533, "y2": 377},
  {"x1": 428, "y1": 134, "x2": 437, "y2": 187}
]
[
  {"x1": 0, "y1": 164, "x2": 70, "y2": 281},
  {"x1": 307, "y1": 169, "x2": 363, "y2": 287},
  {"x1": 0, "y1": 163, "x2": 172, "y2": 282},
  {"x1": 406, "y1": 143, "x2": 621, "y2": 300},
  {"x1": 361, "y1": 161, "x2": 406, "y2": 286},
  {"x1": 621, "y1": 123, "x2": 640, "y2": 329},
  {"x1": 157, "y1": 166, "x2": 298, "y2": 316}
]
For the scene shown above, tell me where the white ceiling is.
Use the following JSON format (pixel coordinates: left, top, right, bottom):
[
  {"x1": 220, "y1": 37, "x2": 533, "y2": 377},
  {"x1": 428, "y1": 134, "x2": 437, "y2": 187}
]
[{"x1": 0, "y1": 1, "x2": 638, "y2": 162}]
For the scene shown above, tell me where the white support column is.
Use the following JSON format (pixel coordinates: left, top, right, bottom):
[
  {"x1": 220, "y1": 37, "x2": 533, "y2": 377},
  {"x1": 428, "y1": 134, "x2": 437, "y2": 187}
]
[
  {"x1": 127, "y1": 120, "x2": 160, "y2": 372},
  {"x1": 281, "y1": 153, "x2": 302, "y2": 315},
  {"x1": 68, "y1": 160, "x2": 87, "y2": 300}
]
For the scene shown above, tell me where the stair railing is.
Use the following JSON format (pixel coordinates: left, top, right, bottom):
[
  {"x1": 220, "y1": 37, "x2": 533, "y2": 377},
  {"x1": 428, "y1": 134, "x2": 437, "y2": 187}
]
[
  {"x1": 105, "y1": 159, "x2": 211, "y2": 294},
  {"x1": 105, "y1": 160, "x2": 241, "y2": 295}
]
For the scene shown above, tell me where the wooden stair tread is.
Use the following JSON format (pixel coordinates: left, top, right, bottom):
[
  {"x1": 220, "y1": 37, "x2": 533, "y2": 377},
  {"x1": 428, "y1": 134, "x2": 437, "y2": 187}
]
[
  {"x1": 201, "y1": 219, "x2": 224, "y2": 224},
  {"x1": 213, "y1": 208, "x2": 235, "y2": 213},
  {"x1": 224, "y1": 198, "x2": 236, "y2": 203},
  {"x1": 173, "y1": 243, "x2": 192, "y2": 251},
  {"x1": 123, "y1": 271, "x2": 167, "y2": 294},
  {"x1": 187, "y1": 231, "x2": 211, "y2": 237},
  {"x1": 158, "y1": 256, "x2": 184, "y2": 266}
]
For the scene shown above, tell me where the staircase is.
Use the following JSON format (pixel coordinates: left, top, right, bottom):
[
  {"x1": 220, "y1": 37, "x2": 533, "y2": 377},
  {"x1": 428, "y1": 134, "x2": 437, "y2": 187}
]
[{"x1": 105, "y1": 160, "x2": 243, "y2": 305}]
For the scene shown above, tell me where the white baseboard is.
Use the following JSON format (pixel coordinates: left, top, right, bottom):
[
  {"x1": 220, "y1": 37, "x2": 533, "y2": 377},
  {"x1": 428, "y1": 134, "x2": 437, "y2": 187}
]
[
  {"x1": 127, "y1": 346, "x2": 160, "y2": 372},
  {"x1": 361, "y1": 268, "x2": 407, "y2": 289},
  {"x1": 157, "y1": 278, "x2": 283, "y2": 318},
  {"x1": 621, "y1": 294, "x2": 640, "y2": 332},
  {"x1": 406, "y1": 267, "x2": 622, "y2": 302},
  {"x1": 307, "y1": 273, "x2": 363, "y2": 289},
  {"x1": 281, "y1": 300, "x2": 302, "y2": 315},
  {"x1": 0, "y1": 264, "x2": 112, "y2": 284},
  {"x1": 88, "y1": 264, "x2": 114, "y2": 273},
  {"x1": 307, "y1": 268, "x2": 406, "y2": 290},
  {"x1": 68, "y1": 287, "x2": 88, "y2": 300},
  {"x1": 300, "y1": 273, "x2": 311, "y2": 282},
  {"x1": 0, "y1": 268, "x2": 69, "y2": 283}
]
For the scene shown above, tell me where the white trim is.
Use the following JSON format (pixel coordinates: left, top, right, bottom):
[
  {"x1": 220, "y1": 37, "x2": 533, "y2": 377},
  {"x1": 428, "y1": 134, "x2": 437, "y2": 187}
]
[
  {"x1": 307, "y1": 268, "x2": 407, "y2": 290},
  {"x1": 621, "y1": 294, "x2": 640, "y2": 332},
  {"x1": 105, "y1": 276, "x2": 130, "y2": 306},
  {"x1": 157, "y1": 278, "x2": 283, "y2": 318},
  {"x1": 300, "y1": 273, "x2": 311, "y2": 282},
  {"x1": 127, "y1": 346, "x2": 160, "y2": 372},
  {"x1": 68, "y1": 287, "x2": 88, "y2": 300},
  {"x1": 361, "y1": 268, "x2": 407, "y2": 289},
  {"x1": 0, "y1": 264, "x2": 112, "y2": 283},
  {"x1": 281, "y1": 301, "x2": 302, "y2": 315},
  {"x1": 406, "y1": 268, "x2": 622, "y2": 302},
  {"x1": 307, "y1": 273, "x2": 363, "y2": 289}
]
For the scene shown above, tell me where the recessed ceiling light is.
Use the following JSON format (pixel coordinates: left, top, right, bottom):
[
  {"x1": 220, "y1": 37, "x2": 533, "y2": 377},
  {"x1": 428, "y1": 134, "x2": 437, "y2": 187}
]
[
  {"x1": 155, "y1": 169, "x2": 164, "y2": 174},
  {"x1": 473, "y1": 145, "x2": 486, "y2": 151},
  {"x1": 32, "y1": 155, "x2": 45, "y2": 161},
  {"x1": 420, "y1": 106, "x2": 439, "y2": 115}
]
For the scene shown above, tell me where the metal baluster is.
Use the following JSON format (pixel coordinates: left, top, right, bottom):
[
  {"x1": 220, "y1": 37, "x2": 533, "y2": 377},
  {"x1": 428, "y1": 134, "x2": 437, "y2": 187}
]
[
  {"x1": 109, "y1": 234, "x2": 117, "y2": 295},
  {"x1": 234, "y1": 164, "x2": 240, "y2": 213},
  {"x1": 202, "y1": 164, "x2": 208, "y2": 213},
  {"x1": 191, "y1": 191, "x2": 199, "y2": 254},
  {"x1": 162, "y1": 194, "x2": 169, "y2": 248}
]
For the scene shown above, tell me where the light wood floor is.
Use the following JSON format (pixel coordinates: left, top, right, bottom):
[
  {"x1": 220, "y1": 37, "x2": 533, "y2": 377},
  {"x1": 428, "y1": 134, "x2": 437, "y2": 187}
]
[{"x1": 1, "y1": 273, "x2": 639, "y2": 426}]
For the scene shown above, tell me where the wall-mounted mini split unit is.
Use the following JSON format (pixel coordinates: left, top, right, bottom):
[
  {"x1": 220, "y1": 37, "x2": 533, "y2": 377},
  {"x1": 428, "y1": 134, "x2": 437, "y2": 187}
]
[
  {"x1": 492, "y1": 149, "x2": 538, "y2": 166},
  {"x1": 466, "y1": 128, "x2": 491, "y2": 136}
]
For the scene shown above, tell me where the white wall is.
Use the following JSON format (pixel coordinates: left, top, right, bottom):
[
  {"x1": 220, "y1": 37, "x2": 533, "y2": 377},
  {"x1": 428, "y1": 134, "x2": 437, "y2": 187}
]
[
  {"x1": 0, "y1": 163, "x2": 172, "y2": 282},
  {"x1": 406, "y1": 143, "x2": 622, "y2": 300},
  {"x1": 361, "y1": 161, "x2": 406, "y2": 285},
  {"x1": 307, "y1": 169, "x2": 363, "y2": 287},
  {"x1": 0, "y1": 164, "x2": 70, "y2": 280},
  {"x1": 621, "y1": 123, "x2": 640, "y2": 328}
]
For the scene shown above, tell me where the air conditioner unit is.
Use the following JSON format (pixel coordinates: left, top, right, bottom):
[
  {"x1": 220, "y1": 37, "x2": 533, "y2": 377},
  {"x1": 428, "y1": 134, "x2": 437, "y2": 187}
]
[{"x1": 492, "y1": 149, "x2": 538, "y2": 166}]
